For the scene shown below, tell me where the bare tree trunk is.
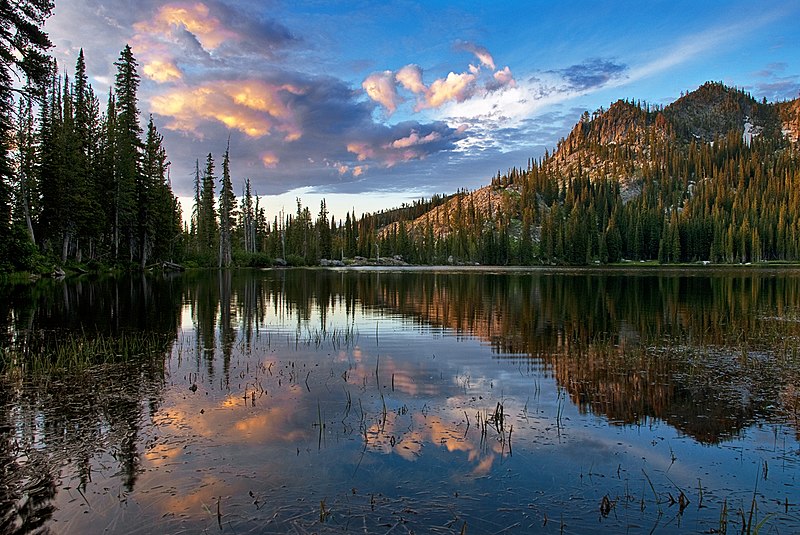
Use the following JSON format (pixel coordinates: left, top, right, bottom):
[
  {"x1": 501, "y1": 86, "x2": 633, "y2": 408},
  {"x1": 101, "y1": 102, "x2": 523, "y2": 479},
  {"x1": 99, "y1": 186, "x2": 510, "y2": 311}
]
[{"x1": 61, "y1": 231, "x2": 70, "y2": 263}]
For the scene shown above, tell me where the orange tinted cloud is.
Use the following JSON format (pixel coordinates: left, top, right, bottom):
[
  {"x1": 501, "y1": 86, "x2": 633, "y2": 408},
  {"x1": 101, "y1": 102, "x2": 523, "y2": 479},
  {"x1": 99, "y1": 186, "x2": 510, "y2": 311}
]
[
  {"x1": 151, "y1": 80, "x2": 303, "y2": 140},
  {"x1": 363, "y1": 45, "x2": 510, "y2": 112},
  {"x1": 143, "y1": 59, "x2": 183, "y2": 83},
  {"x1": 261, "y1": 153, "x2": 279, "y2": 168},
  {"x1": 396, "y1": 64, "x2": 426, "y2": 94},
  {"x1": 390, "y1": 130, "x2": 441, "y2": 149},
  {"x1": 424, "y1": 71, "x2": 476, "y2": 109},
  {"x1": 135, "y1": 2, "x2": 236, "y2": 51},
  {"x1": 347, "y1": 142, "x2": 375, "y2": 161}
]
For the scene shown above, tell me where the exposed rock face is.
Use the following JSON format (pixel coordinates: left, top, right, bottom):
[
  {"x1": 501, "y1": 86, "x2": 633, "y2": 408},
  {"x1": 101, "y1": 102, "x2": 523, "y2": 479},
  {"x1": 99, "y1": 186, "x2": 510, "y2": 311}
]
[{"x1": 778, "y1": 98, "x2": 800, "y2": 143}]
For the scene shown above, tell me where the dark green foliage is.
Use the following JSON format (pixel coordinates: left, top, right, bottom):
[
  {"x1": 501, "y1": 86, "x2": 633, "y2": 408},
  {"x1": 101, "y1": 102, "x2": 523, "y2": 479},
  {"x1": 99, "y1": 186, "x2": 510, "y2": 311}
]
[
  {"x1": 1, "y1": 42, "x2": 182, "y2": 273},
  {"x1": 218, "y1": 143, "x2": 236, "y2": 267},
  {"x1": 0, "y1": 0, "x2": 53, "y2": 271}
]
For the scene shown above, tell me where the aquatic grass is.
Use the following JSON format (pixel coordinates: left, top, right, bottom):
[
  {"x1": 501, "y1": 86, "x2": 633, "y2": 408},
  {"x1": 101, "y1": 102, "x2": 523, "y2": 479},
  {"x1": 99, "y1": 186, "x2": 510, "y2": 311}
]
[
  {"x1": 1, "y1": 331, "x2": 173, "y2": 376},
  {"x1": 291, "y1": 324, "x2": 359, "y2": 350}
]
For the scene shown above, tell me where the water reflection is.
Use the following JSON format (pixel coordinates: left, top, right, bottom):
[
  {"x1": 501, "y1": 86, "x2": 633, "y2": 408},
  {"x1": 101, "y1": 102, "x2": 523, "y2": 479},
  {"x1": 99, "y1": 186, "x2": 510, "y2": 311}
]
[
  {"x1": 1, "y1": 274, "x2": 181, "y2": 534},
  {"x1": 1, "y1": 269, "x2": 799, "y2": 533}
]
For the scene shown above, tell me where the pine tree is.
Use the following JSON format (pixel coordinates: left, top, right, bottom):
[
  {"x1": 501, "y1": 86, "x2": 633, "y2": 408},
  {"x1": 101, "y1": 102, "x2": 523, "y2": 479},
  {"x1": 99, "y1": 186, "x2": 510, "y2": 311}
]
[
  {"x1": 113, "y1": 45, "x2": 142, "y2": 262},
  {"x1": 317, "y1": 199, "x2": 332, "y2": 260},
  {"x1": 0, "y1": 0, "x2": 54, "y2": 269},
  {"x1": 13, "y1": 95, "x2": 38, "y2": 244},
  {"x1": 218, "y1": 141, "x2": 236, "y2": 268},
  {"x1": 197, "y1": 153, "x2": 217, "y2": 258},
  {"x1": 141, "y1": 116, "x2": 179, "y2": 265},
  {"x1": 240, "y1": 178, "x2": 256, "y2": 254},
  {"x1": 72, "y1": 49, "x2": 102, "y2": 257}
]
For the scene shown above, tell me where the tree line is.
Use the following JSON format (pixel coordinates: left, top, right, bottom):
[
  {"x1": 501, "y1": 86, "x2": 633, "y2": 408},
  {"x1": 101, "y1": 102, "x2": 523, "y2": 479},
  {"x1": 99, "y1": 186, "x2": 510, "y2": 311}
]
[
  {"x1": 372, "y1": 100, "x2": 800, "y2": 266},
  {"x1": 2, "y1": 3, "x2": 798, "y2": 271},
  {"x1": 3, "y1": 34, "x2": 182, "y2": 272}
]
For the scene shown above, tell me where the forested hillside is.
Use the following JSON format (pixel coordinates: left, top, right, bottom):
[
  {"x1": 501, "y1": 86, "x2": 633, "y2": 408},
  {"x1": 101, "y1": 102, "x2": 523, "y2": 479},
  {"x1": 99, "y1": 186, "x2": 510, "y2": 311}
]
[{"x1": 374, "y1": 82, "x2": 800, "y2": 265}]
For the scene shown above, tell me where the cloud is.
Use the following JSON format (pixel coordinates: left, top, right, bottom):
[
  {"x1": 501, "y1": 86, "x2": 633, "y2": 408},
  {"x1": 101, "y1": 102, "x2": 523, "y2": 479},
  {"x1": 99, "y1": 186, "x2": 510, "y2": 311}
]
[
  {"x1": 135, "y1": 2, "x2": 236, "y2": 51},
  {"x1": 347, "y1": 121, "x2": 466, "y2": 168},
  {"x1": 346, "y1": 142, "x2": 375, "y2": 162},
  {"x1": 151, "y1": 80, "x2": 304, "y2": 140},
  {"x1": 391, "y1": 130, "x2": 442, "y2": 149},
  {"x1": 142, "y1": 59, "x2": 183, "y2": 83},
  {"x1": 749, "y1": 62, "x2": 800, "y2": 101},
  {"x1": 362, "y1": 70, "x2": 399, "y2": 114},
  {"x1": 362, "y1": 43, "x2": 515, "y2": 114},
  {"x1": 424, "y1": 71, "x2": 477, "y2": 109},
  {"x1": 555, "y1": 58, "x2": 627, "y2": 91},
  {"x1": 456, "y1": 40, "x2": 495, "y2": 70},
  {"x1": 131, "y1": 1, "x2": 297, "y2": 83},
  {"x1": 490, "y1": 66, "x2": 516, "y2": 91},
  {"x1": 261, "y1": 153, "x2": 279, "y2": 168},
  {"x1": 396, "y1": 64, "x2": 426, "y2": 94}
]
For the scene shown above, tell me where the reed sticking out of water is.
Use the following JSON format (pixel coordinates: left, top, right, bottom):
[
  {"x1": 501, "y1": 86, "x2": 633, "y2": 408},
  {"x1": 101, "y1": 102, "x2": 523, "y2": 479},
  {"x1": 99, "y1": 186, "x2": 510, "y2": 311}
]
[
  {"x1": 719, "y1": 498, "x2": 728, "y2": 535},
  {"x1": 642, "y1": 469, "x2": 663, "y2": 514},
  {"x1": 319, "y1": 499, "x2": 330, "y2": 522},
  {"x1": 2, "y1": 331, "x2": 172, "y2": 375}
]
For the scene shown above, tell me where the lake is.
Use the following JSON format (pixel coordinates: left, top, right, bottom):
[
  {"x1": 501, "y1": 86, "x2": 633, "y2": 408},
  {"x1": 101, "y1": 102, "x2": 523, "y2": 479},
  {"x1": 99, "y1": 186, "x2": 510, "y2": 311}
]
[{"x1": 1, "y1": 268, "x2": 799, "y2": 534}]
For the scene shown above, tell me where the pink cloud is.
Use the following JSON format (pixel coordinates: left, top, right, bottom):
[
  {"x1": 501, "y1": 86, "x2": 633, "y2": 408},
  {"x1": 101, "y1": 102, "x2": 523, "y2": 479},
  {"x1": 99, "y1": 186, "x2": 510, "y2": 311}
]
[
  {"x1": 458, "y1": 41, "x2": 495, "y2": 70},
  {"x1": 135, "y1": 2, "x2": 237, "y2": 51},
  {"x1": 493, "y1": 66, "x2": 516, "y2": 88},
  {"x1": 261, "y1": 153, "x2": 279, "y2": 168},
  {"x1": 423, "y1": 71, "x2": 476, "y2": 109},
  {"x1": 390, "y1": 130, "x2": 441, "y2": 149},
  {"x1": 362, "y1": 71, "x2": 399, "y2": 114},
  {"x1": 363, "y1": 42, "x2": 513, "y2": 113},
  {"x1": 346, "y1": 142, "x2": 375, "y2": 161}
]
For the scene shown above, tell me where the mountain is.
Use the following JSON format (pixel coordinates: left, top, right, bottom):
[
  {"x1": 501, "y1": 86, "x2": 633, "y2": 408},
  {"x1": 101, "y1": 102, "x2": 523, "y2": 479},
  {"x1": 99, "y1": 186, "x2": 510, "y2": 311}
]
[
  {"x1": 778, "y1": 97, "x2": 800, "y2": 143},
  {"x1": 374, "y1": 82, "x2": 800, "y2": 265}
]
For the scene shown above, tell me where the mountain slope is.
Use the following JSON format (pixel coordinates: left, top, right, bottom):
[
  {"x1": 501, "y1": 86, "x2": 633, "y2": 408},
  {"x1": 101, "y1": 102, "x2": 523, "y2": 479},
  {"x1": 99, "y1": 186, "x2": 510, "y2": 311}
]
[{"x1": 374, "y1": 82, "x2": 800, "y2": 265}]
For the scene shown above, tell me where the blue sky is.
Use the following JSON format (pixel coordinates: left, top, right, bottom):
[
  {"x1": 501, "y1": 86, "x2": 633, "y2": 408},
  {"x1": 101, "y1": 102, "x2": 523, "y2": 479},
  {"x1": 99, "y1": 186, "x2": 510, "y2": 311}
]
[{"x1": 46, "y1": 0, "x2": 800, "y2": 219}]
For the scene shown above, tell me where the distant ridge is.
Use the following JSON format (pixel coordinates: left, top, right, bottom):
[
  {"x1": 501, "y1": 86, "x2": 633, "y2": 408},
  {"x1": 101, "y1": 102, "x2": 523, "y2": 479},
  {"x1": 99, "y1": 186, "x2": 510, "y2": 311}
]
[{"x1": 371, "y1": 81, "x2": 800, "y2": 265}]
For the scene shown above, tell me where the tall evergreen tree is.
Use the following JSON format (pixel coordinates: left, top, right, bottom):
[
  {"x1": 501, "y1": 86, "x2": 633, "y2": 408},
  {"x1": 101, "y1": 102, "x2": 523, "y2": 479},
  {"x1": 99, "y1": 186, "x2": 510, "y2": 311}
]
[
  {"x1": 218, "y1": 142, "x2": 236, "y2": 268},
  {"x1": 113, "y1": 44, "x2": 141, "y2": 261},
  {"x1": 0, "y1": 0, "x2": 54, "y2": 267},
  {"x1": 197, "y1": 153, "x2": 217, "y2": 257},
  {"x1": 240, "y1": 178, "x2": 256, "y2": 254},
  {"x1": 140, "y1": 116, "x2": 179, "y2": 265}
]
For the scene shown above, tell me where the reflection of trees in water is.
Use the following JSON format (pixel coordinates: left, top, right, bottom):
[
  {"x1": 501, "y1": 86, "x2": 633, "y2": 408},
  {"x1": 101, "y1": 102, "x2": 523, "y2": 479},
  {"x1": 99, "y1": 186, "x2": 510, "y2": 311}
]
[
  {"x1": 3, "y1": 268, "x2": 797, "y2": 533},
  {"x1": 344, "y1": 271, "x2": 800, "y2": 443},
  {"x1": 175, "y1": 269, "x2": 800, "y2": 445},
  {"x1": 0, "y1": 274, "x2": 181, "y2": 533}
]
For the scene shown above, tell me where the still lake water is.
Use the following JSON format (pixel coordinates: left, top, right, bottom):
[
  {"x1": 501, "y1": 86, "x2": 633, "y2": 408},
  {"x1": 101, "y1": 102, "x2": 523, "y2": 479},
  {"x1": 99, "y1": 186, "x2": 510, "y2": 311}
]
[{"x1": 1, "y1": 268, "x2": 799, "y2": 534}]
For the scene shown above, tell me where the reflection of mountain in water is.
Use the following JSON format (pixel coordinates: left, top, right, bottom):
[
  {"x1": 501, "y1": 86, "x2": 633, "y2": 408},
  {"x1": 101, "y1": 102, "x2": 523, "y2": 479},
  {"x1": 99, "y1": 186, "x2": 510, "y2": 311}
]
[
  {"x1": 173, "y1": 269, "x2": 800, "y2": 444},
  {"x1": 2, "y1": 269, "x2": 800, "y2": 532},
  {"x1": 354, "y1": 270, "x2": 800, "y2": 444},
  {"x1": 177, "y1": 270, "x2": 800, "y2": 444}
]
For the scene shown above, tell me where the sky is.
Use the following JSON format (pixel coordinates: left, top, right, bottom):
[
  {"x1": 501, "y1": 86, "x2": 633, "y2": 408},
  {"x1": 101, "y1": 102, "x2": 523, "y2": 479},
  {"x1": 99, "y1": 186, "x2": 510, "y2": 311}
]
[{"x1": 45, "y1": 0, "x2": 800, "y2": 221}]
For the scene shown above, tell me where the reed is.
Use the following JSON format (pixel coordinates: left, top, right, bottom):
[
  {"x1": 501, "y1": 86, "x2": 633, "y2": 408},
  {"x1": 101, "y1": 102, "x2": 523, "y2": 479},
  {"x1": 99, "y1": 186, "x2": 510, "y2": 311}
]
[{"x1": 1, "y1": 331, "x2": 172, "y2": 376}]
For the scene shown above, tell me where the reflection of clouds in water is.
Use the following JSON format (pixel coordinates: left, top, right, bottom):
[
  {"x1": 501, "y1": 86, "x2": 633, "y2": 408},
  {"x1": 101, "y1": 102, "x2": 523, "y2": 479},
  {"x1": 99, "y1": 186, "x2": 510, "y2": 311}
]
[{"x1": 366, "y1": 412, "x2": 505, "y2": 475}]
